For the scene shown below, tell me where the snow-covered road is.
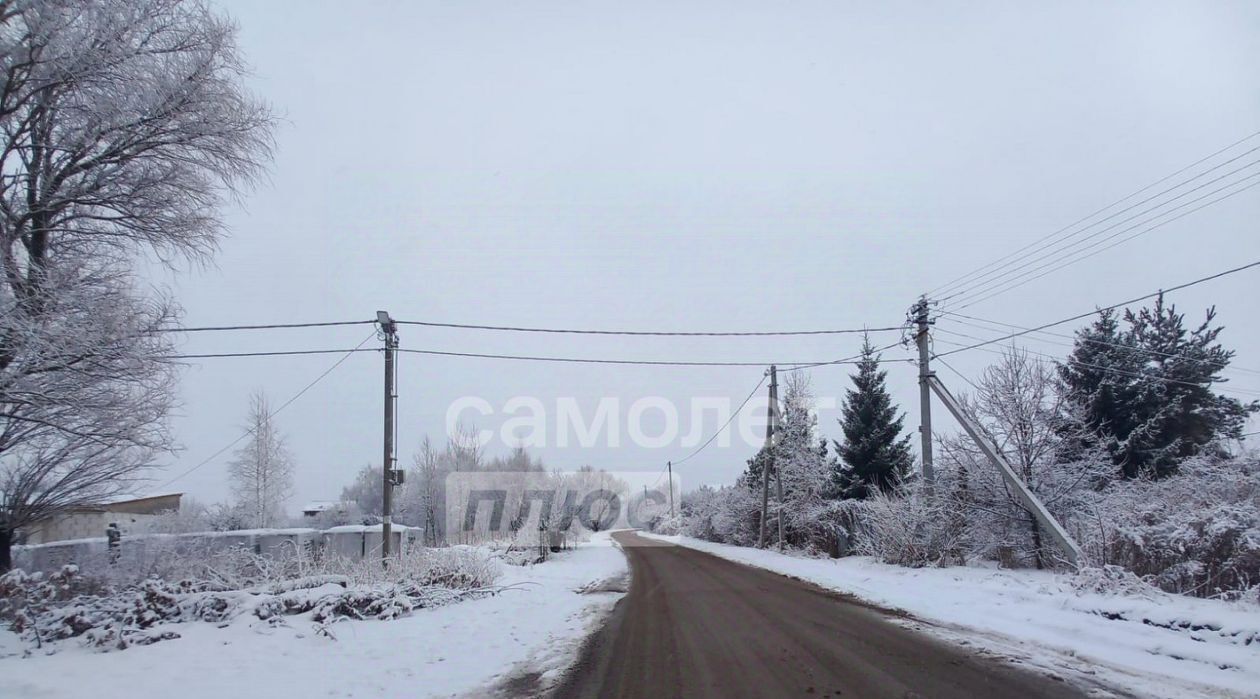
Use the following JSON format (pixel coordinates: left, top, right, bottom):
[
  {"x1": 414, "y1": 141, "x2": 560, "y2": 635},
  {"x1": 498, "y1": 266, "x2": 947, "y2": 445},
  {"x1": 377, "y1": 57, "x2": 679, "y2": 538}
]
[{"x1": 3, "y1": 533, "x2": 629, "y2": 699}]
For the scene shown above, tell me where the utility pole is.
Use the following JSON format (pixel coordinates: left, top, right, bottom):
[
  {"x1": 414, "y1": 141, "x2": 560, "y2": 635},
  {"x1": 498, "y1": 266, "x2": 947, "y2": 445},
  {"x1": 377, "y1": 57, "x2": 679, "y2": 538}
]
[
  {"x1": 667, "y1": 461, "x2": 675, "y2": 518},
  {"x1": 757, "y1": 365, "x2": 778, "y2": 548},
  {"x1": 771, "y1": 374, "x2": 784, "y2": 551},
  {"x1": 377, "y1": 311, "x2": 400, "y2": 559},
  {"x1": 913, "y1": 298, "x2": 935, "y2": 492}
]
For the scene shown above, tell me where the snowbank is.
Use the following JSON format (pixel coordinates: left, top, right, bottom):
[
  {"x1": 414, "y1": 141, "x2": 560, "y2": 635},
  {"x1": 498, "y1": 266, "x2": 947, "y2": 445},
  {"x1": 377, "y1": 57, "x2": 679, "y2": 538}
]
[
  {"x1": 2, "y1": 533, "x2": 629, "y2": 699},
  {"x1": 645, "y1": 534, "x2": 1260, "y2": 699}
]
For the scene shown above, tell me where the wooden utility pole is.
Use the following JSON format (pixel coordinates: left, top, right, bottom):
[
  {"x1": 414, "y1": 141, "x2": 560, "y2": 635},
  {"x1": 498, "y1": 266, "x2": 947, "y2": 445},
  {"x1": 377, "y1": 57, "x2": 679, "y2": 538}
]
[
  {"x1": 757, "y1": 365, "x2": 779, "y2": 548},
  {"x1": 378, "y1": 311, "x2": 400, "y2": 559},
  {"x1": 913, "y1": 298, "x2": 935, "y2": 492}
]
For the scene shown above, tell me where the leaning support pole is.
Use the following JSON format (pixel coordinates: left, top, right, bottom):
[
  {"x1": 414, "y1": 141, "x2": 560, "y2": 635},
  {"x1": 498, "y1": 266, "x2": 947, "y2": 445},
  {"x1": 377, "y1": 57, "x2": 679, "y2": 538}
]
[{"x1": 926, "y1": 375, "x2": 1084, "y2": 568}]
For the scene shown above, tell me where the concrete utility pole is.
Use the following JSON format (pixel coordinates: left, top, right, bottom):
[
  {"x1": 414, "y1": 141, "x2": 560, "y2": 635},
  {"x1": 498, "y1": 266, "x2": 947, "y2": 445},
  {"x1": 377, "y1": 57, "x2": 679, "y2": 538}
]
[
  {"x1": 377, "y1": 311, "x2": 400, "y2": 559},
  {"x1": 667, "y1": 461, "x2": 675, "y2": 518},
  {"x1": 757, "y1": 365, "x2": 779, "y2": 548},
  {"x1": 913, "y1": 298, "x2": 935, "y2": 492},
  {"x1": 771, "y1": 376, "x2": 784, "y2": 551}
]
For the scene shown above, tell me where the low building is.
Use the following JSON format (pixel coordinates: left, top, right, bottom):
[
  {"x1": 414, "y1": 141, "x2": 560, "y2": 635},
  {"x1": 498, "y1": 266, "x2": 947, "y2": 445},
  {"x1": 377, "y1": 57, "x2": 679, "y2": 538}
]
[
  {"x1": 301, "y1": 500, "x2": 343, "y2": 518},
  {"x1": 21, "y1": 493, "x2": 183, "y2": 545}
]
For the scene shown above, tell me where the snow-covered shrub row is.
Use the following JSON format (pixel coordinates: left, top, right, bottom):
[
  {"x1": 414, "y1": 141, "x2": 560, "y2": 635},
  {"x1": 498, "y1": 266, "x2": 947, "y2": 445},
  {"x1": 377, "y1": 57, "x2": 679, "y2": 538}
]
[
  {"x1": 848, "y1": 485, "x2": 967, "y2": 567},
  {"x1": 673, "y1": 446, "x2": 1260, "y2": 599},
  {"x1": 0, "y1": 545, "x2": 503, "y2": 653},
  {"x1": 1078, "y1": 454, "x2": 1260, "y2": 599}
]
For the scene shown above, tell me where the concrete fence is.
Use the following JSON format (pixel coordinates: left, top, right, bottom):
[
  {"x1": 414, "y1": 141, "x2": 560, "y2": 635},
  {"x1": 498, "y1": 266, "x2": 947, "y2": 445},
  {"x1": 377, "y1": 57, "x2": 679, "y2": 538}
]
[{"x1": 12, "y1": 525, "x2": 423, "y2": 574}]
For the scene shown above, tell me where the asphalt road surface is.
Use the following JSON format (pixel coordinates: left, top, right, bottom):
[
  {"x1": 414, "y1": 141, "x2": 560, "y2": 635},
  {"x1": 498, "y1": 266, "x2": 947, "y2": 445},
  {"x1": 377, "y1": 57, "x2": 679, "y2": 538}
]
[{"x1": 551, "y1": 531, "x2": 1092, "y2": 699}]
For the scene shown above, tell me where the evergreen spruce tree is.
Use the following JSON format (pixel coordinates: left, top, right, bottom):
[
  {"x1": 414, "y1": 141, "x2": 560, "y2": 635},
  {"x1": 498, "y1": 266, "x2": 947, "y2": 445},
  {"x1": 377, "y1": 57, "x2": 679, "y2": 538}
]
[
  {"x1": 833, "y1": 336, "x2": 913, "y2": 498},
  {"x1": 1059, "y1": 296, "x2": 1257, "y2": 479},
  {"x1": 1056, "y1": 308, "x2": 1142, "y2": 465}
]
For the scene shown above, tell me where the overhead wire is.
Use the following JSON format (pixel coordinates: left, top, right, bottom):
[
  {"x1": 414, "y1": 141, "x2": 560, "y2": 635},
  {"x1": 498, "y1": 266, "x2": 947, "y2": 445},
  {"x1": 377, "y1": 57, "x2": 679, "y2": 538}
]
[
  {"x1": 158, "y1": 320, "x2": 376, "y2": 333},
  {"x1": 930, "y1": 260, "x2": 1260, "y2": 359},
  {"x1": 163, "y1": 348, "x2": 379, "y2": 360},
  {"x1": 930, "y1": 331, "x2": 1260, "y2": 398},
  {"x1": 928, "y1": 130, "x2": 1260, "y2": 300},
  {"x1": 651, "y1": 371, "x2": 772, "y2": 490},
  {"x1": 778, "y1": 338, "x2": 910, "y2": 373},
  {"x1": 939, "y1": 310, "x2": 1260, "y2": 377},
  {"x1": 947, "y1": 174, "x2": 1260, "y2": 309},
  {"x1": 674, "y1": 372, "x2": 770, "y2": 467},
  {"x1": 938, "y1": 154, "x2": 1260, "y2": 304},
  {"x1": 394, "y1": 320, "x2": 904, "y2": 336},
  {"x1": 156, "y1": 331, "x2": 378, "y2": 488},
  {"x1": 395, "y1": 348, "x2": 898, "y2": 368}
]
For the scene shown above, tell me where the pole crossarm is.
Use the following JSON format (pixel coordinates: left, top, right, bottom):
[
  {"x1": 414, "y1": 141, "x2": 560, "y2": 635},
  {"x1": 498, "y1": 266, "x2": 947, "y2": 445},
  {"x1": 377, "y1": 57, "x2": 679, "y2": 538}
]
[{"x1": 925, "y1": 375, "x2": 1085, "y2": 568}]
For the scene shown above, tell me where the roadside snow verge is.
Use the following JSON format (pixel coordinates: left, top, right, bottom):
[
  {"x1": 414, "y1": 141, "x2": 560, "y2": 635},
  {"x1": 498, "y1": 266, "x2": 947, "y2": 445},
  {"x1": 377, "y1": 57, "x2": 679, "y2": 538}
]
[
  {"x1": 2, "y1": 533, "x2": 629, "y2": 699},
  {"x1": 643, "y1": 533, "x2": 1260, "y2": 699}
]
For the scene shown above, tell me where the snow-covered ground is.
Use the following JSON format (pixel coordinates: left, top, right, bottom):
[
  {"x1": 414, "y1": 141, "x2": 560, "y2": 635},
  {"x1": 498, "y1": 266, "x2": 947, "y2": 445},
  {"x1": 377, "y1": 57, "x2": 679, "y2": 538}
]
[
  {"x1": 2, "y1": 532, "x2": 629, "y2": 699},
  {"x1": 644, "y1": 533, "x2": 1260, "y2": 699}
]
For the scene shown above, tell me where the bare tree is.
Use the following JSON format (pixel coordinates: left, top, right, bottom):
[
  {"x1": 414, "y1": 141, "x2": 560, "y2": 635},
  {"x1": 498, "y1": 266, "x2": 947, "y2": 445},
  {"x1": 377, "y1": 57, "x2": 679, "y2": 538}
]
[
  {"x1": 0, "y1": 0, "x2": 273, "y2": 567},
  {"x1": 413, "y1": 436, "x2": 442, "y2": 545},
  {"x1": 0, "y1": 261, "x2": 177, "y2": 567},
  {"x1": 227, "y1": 391, "x2": 294, "y2": 529},
  {"x1": 940, "y1": 348, "x2": 1110, "y2": 568}
]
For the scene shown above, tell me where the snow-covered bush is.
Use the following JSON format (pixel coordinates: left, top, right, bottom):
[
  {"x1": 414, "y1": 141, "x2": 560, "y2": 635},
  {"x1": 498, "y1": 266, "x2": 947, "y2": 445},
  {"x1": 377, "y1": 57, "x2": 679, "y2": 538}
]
[
  {"x1": 649, "y1": 512, "x2": 683, "y2": 536},
  {"x1": 0, "y1": 543, "x2": 503, "y2": 654},
  {"x1": 1069, "y1": 565, "x2": 1167, "y2": 600},
  {"x1": 1081, "y1": 453, "x2": 1260, "y2": 598},
  {"x1": 679, "y1": 484, "x2": 761, "y2": 546},
  {"x1": 850, "y1": 482, "x2": 968, "y2": 567}
]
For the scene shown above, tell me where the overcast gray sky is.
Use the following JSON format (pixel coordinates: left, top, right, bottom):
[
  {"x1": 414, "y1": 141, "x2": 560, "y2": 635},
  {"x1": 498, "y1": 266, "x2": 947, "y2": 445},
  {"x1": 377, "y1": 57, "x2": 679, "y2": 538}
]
[{"x1": 149, "y1": 0, "x2": 1260, "y2": 509}]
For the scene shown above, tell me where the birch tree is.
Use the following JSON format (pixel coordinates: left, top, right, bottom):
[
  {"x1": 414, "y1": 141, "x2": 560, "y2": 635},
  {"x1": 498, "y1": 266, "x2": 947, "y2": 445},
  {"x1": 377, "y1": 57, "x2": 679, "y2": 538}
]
[{"x1": 227, "y1": 391, "x2": 294, "y2": 529}]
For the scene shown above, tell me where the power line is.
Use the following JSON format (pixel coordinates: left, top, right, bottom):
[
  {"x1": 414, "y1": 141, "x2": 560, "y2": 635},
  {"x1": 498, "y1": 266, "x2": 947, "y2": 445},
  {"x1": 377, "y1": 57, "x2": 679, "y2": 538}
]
[
  {"x1": 938, "y1": 155, "x2": 1260, "y2": 304},
  {"x1": 939, "y1": 311, "x2": 1260, "y2": 377},
  {"x1": 157, "y1": 320, "x2": 376, "y2": 333},
  {"x1": 935, "y1": 356, "x2": 982, "y2": 392},
  {"x1": 163, "y1": 348, "x2": 379, "y2": 360},
  {"x1": 395, "y1": 320, "x2": 904, "y2": 337},
  {"x1": 931, "y1": 335, "x2": 1260, "y2": 398},
  {"x1": 651, "y1": 371, "x2": 772, "y2": 490},
  {"x1": 156, "y1": 331, "x2": 377, "y2": 488},
  {"x1": 675, "y1": 373, "x2": 770, "y2": 467},
  {"x1": 947, "y1": 175, "x2": 1260, "y2": 309},
  {"x1": 396, "y1": 348, "x2": 891, "y2": 367},
  {"x1": 778, "y1": 339, "x2": 910, "y2": 373},
  {"x1": 158, "y1": 344, "x2": 908, "y2": 367},
  {"x1": 931, "y1": 260, "x2": 1260, "y2": 359},
  {"x1": 928, "y1": 130, "x2": 1260, "y2": 299}
]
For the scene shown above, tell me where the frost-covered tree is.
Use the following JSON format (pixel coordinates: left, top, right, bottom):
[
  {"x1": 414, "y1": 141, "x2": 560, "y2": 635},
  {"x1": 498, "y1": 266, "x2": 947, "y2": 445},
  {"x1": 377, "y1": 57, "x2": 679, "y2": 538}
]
[
  {"x1": 0, "y1": 0, "x2": 273, "y2": 263},
  {"x1": 227, "y1": 392, "x2": 294, "y2": 529},
  {"x1": 0, "y1": 0, "x2": 272, "y2": 568},
  {"x1": 833, "y1": 336, "x2": 913, "y2": 498},
  {"x1": 1059, "y1": 297, "x2": 1257, "y2": 479},
  {"x1": 943, "y1": 348, "x2": 1110, "y2": 568},
  {"x1": 0, "y1": 263, "x2": 177, "y2": 569},
  {"x1": 772, "y1": 373, "x2": 836, "y2": 548},
  {"x1": 413, "y1": 436, "x2": 442, "y2": 544},
  {"x1": 339, "y1": 463, "x2": 386, "y2": 522}
]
